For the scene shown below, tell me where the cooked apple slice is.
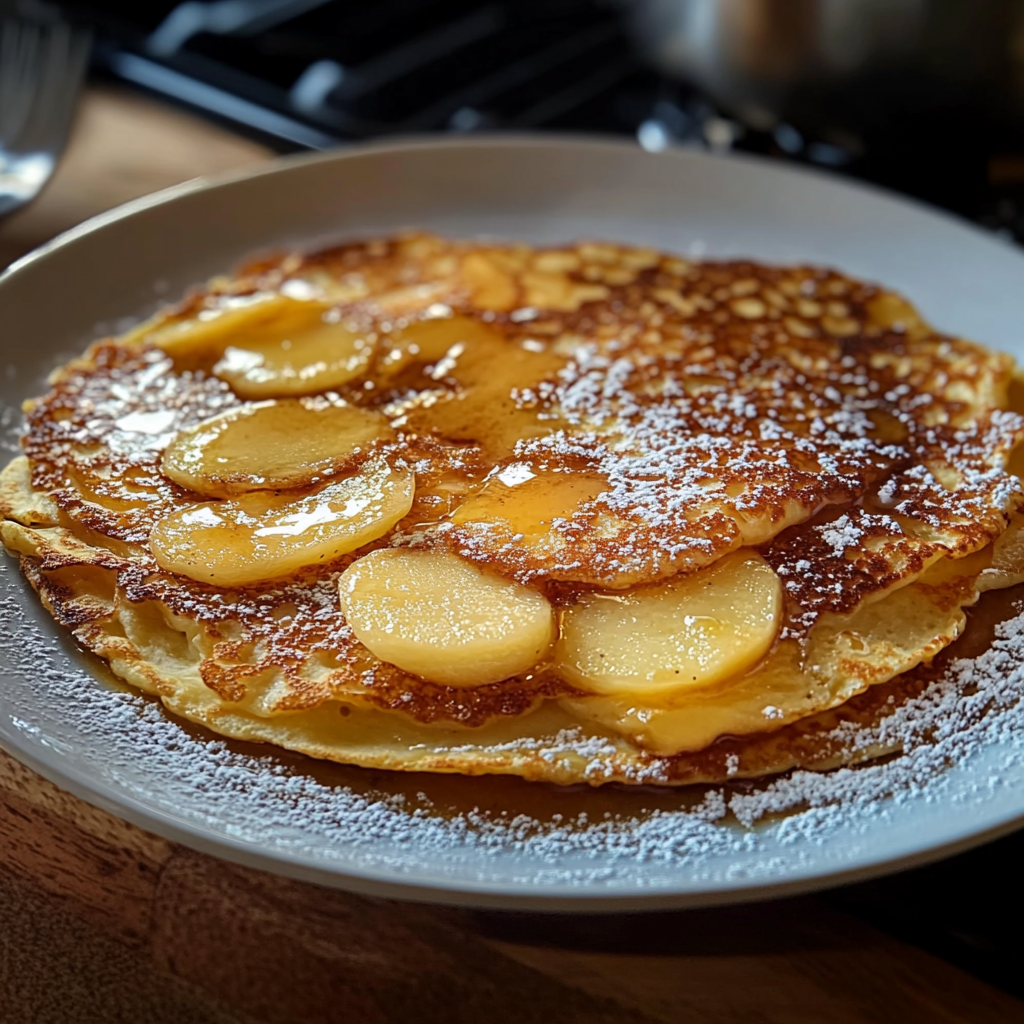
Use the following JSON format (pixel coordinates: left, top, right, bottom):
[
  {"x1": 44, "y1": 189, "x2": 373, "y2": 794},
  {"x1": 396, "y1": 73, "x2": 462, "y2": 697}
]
[
  {"x1": 135, "y1": 293, "x2": 375, "y2": 398},
  {"x1": 381, "y1": 314, "x2": 566, "y2": 460},
  {"x1": 161, "y1": 398, "x2": 392, "y2": 498},
  {"x1": 150, "y1": 459, "x2": 413, "y2": 587},
  {"x1": 338, "y1": 549, "x2": 554, "y2": 687},
  {"x1": 137, "y1": 293, "x2": 300, "y2": 355},
  {"x1": 212, "y1": 316, "x2": 374, "y2": 398},
  {"x1": 125, "y1": 292, "x2": 279, "y2": 353},
  {"x1": 556, "y1": 550, "x2": 782, "y2": 698},
  {"x1": 374, "y1": 315, "x2": 487, "y2": 380}
]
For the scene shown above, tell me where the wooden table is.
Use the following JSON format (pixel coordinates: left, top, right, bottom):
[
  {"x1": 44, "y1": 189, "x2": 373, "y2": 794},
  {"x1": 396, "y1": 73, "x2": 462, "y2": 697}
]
[{"x1": 2, "y1": 87, "x2": 1023, "y2": 1024}]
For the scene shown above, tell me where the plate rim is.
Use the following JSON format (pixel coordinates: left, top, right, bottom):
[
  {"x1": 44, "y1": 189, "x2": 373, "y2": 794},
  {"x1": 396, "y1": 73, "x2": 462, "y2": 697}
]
[
  {"x1": 6, "y1": 131, "x2": 1022, "y2": 288},
  {"x1": 6, "y1": 719, "x2": 1024, "y2": 913},
  {"x1": 3, "y1": 132, "x2": 1024, "y2": 911}
]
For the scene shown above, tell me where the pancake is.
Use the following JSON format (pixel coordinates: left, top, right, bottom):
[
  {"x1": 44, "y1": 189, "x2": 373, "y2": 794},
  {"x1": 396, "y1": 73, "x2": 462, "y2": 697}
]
[{"x1": 3, "y1": 231, "x2": 1024, "y2": 786}]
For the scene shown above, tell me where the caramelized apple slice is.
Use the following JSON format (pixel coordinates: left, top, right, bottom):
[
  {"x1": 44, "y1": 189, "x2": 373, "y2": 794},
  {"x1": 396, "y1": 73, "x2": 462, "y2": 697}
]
[
  {"x1": 126, "y1": 293, "x2": 275, "y2": 353},
  {"x1": 150, "y1": 459, "x2": 413, "y2": 587},
  {"x1": 556, "y1": 550, "x2": 782, "y2": 698},
  {"x1": 137, "y1": 293, "x2": 298, "y2": 355},
  {"x1": 382, "y1": 314, "x2": 566, "y2": 460},
  {"x1": 375, "y1": 315, "x2": 482, "y2": 380},
  {"x1": 136, "y1": 293, "x2": 375, "y2": 398},
  {"x1": 212, "y1": 317, "x2": 374, "y2": 398},
  {"x1": 338, "y1": 549, "x2": 554, "y2": 687},
  {"x1": 161, "y1": 398, "x2": 392, "y2": 498}
]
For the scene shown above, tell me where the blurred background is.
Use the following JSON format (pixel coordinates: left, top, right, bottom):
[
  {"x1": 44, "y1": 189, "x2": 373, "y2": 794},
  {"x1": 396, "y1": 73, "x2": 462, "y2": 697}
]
[
  {"x1": 3, "y1": 0, "x2": 1024, "y2": 1007},
  {"x1": 2, "y1": 0, "x2": 1024, "y2": 254}
]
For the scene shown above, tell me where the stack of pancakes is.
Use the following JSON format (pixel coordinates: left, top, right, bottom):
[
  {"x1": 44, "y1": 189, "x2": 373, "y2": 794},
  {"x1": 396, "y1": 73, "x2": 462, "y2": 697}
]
[{"x1": 3, "y1": 233, "x2": 1023, "y2": 785}]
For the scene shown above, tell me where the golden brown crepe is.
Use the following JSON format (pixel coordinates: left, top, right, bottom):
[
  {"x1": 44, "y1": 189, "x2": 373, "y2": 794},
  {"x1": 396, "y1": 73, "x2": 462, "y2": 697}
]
[{"x1": 3, "y1": 232, "x2": 1023, "y2": 785}]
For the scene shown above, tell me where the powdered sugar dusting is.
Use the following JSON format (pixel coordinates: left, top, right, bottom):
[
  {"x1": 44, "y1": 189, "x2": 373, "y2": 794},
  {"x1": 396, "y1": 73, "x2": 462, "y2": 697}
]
[
  {"x1": 6, "y1": 235, "x2": 1024, "y2": 896},
  {"x1": 4, "y1": 549, "x2": 1024, "y2": 899}
]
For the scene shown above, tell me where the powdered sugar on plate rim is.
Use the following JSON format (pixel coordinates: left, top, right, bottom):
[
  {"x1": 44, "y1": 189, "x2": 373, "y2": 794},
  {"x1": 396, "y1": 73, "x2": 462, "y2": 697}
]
[{"x1": 3, "y1": 548, "x2": 1024, "y2": 908}]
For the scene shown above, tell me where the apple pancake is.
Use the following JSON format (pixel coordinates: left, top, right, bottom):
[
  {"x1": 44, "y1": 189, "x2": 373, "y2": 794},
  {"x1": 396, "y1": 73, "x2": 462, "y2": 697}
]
[{"x1": 3, "y1": 231, "x2": 1024, "y2": 786}]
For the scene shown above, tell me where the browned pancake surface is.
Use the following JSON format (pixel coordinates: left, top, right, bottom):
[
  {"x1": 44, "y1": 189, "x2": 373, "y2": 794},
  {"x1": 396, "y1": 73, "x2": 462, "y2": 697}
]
[{"x1": 3, "y1": 232, "x2": 1023, "y2": 783}]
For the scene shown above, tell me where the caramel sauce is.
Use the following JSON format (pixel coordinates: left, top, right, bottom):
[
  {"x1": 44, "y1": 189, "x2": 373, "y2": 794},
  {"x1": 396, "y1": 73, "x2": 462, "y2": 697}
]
[{"x1": 450, "y1": 467, "x2": 609, "y2": 541}]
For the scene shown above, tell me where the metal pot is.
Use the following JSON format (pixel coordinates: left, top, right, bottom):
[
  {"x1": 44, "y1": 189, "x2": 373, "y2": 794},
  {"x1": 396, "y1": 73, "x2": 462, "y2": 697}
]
[{"x1": 622, "y1": 0, "x2": 1024, "y2": 144}]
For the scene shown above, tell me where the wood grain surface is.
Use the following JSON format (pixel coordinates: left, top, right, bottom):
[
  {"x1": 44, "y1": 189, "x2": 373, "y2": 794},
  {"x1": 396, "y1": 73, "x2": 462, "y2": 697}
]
[{"x1": 1, "y1": 86, "x2": 1023, "y2": 1024}]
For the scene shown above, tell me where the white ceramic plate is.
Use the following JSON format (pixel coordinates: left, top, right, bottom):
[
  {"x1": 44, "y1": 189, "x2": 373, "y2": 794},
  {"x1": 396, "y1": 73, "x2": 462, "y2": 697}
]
[{"x1": 3, "y1": 136, "x2": 1024, "y2": 911}]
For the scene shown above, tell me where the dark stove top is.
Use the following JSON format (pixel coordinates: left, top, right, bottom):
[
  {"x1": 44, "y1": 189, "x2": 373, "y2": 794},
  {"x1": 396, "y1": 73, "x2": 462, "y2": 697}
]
[
  {"x1": 61, "y1": 0, "x2": 1024, "y2": 1000},
  {"x1": 70, "y1": 0, "x2": 1024, "y2": 244}
]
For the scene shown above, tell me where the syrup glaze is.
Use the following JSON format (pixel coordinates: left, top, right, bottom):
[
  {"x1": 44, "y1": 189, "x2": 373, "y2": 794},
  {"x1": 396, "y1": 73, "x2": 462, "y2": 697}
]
[{"x1": 15, "y1": 233, "x2": 1024, "y2": 743}]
